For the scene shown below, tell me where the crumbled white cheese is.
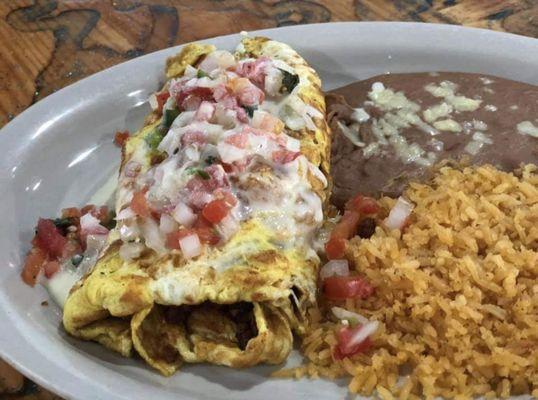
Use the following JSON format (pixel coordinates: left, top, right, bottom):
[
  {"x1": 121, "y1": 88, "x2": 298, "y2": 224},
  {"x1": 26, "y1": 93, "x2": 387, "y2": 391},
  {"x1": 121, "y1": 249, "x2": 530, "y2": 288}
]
[
  {"x1": 424, "y1": 80, "x2": 482, "y2": 112},
  {"x1": 350, "y1": 107, "x2": 370, "y2": 123},
  {"x1": 433, "y1": 119, "x2": 462, "y2": 132},
  {"x1": 517, "y1": 121, "x2": 538, "y2": 138},
  {"x1": 484, "y1": 104, "x2": 497, "y2": 112},
  {"x1": 365, "y1": 83, "x2": 439, "y2": 165},
  {"x1": 483, "y1": 87, "x2": 495, "y2": 94},
  {"x1": 450, "y1": 95, "x2": 482, "y2": 112},
  {"x1": 423, "y1": 102, "x2": 453, "y2": 122},
  {"x1": 462, "y1": 121, "x2": 473, "y2": 135},
  {"x1": 480, "y1": 77, "x2": 494, "y2": 85},
  {"x1": 510, "y1": 105, "x2": 519, "y2": 111},
  {"x1": 472, "y1": 119, "x2": 488, "y2": 131},
  {"x1": 368, "y1": 82, "x2": 420, "y2": 111},
  {"x1": 429, "y1": 138, "x2": 444, "y2": 151},
  {"x1": 472, "y1": 131, "x2": 493, "y2": 144}
]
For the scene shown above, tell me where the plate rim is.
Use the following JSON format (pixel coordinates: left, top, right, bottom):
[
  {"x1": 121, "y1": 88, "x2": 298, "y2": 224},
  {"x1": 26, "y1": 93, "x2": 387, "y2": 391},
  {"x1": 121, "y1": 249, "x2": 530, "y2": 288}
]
[{"x1": 0, "y1": 21, "x2": 537, "y2": 400}]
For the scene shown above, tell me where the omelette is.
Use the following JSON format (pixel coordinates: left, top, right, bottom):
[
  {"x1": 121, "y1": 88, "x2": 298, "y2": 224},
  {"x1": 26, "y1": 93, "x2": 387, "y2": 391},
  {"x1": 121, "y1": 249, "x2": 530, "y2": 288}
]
[{"x1": 62, "y1": 36, "x2": 331, "y2": 375}]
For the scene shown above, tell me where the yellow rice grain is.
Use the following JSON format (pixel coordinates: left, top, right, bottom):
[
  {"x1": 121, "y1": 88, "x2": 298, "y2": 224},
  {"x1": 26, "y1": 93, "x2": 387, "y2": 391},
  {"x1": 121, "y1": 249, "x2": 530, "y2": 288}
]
[{"x1": 281, "y1": 164, "x2": 537, "y2": 399}]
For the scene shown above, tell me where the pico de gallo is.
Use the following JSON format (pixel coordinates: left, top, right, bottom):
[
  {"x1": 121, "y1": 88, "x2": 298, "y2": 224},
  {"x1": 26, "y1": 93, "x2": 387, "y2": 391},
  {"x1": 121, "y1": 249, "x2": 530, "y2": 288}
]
[
  {"x1": 318, "y1": 193, "x2": 381, "y2": 360},
  {"x1": 319, "y1": 192, "x2": 415, "y2": 360},
  {"x1": 21, "y1": 205, "x2": 114, "y2": 286},
  {"x1": 115, "y1": 47, "x2": 326, "y2": 261}
]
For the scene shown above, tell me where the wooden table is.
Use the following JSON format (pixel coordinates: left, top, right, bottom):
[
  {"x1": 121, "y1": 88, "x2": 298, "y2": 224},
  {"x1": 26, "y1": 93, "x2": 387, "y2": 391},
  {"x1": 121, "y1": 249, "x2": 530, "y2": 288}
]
[{"x1": 0, "y1": 0, "x2": 536, "y2": 398}]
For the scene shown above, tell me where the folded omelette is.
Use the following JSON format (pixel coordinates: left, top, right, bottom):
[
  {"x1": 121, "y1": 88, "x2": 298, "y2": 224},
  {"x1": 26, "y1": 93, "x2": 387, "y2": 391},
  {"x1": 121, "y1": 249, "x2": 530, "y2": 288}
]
[{"x1": 63, "y1": 36, "x2": 330, "y2": 375}]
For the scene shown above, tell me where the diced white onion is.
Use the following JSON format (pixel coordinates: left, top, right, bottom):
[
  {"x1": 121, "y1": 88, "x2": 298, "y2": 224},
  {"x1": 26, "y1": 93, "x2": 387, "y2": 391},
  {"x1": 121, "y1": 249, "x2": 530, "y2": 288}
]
[
  {"x1": 179, "y1": 234, "x2": 202, "y2": 259},
  {"x1": 286, "y1": 137, "x2": 301, "y2": 152},
  {"x1": 251, "y1": 109, "x2": 267, "y2": 129},
  {"x1": 264, "y1": 67, "x2": 283, "y2": 96},
  {"x1": 119, "y1": 242, "x2": 145, "y2": 261},
  {"x1": 320, "y1": 259, "x2": 349, "y2": 280},
  {"x1": 80, "y1": 213, "x2": 108, "y2": 236},
  {"x1": 116, "y1": 207, "x2": 136, "y2": 221},
  {"x1": 332, "y1": 307, "x2": 369, "y2": 325},
  {"x1": 217, "y1": 214, "x2": 240, "y2": 242},
  {"x1": 78, "y1": 234, "x2": 108, "y2": 273},
  {"x1": 159, "y1": 214, "x2": 178, "y2": 234},
  {"x1": 184, "y1": 65, "x2": 198, "y2": 78},
  {"x1": 148, "y1": 94, "x2": 159, "y2": 111},
  {"x1": 218, "y1": 142, "x2": 247, "y2": 163},
  {"x1": 141, "y1": 218, "x2": 166, "y2": 254},
  {"x1": 348, "y1": 320, "x2": 379, "y2": 347},
  {"x1": 271, "y1": 59, "x2": 295, "y2": 74},
  {"x1": 198, "y1": 50, "x2": 236, "y2": 73},
  {"x1": 119, "y1": 223, "x2": 140, "y2": 241},
  {"x1": 172, "y1": 202, "x2": 196, "y2": 227},
  {"x1": 384, "y1": 196, "x2": 414, "y2": 230}
]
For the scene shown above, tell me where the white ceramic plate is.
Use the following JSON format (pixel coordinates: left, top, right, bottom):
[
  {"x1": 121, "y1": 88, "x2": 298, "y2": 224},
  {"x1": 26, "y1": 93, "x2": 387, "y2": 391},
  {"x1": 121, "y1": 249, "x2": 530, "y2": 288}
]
[{"x1": 0, "y1": 22, "x2": 536, "y2": 400}]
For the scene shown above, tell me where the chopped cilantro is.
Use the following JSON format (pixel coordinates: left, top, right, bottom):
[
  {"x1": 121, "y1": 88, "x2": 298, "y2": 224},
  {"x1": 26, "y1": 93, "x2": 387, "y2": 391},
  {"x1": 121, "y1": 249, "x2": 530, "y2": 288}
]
[
  {"x1": 145, "y1": 128, "x2": 165, "y2": 150},
  {"x1": 197, "y1": 170, "x2": 210, "y2": 179},
  {"x1": 53, "y1": 217, "x2": 74, "y2": 229},
  {"x1": 242, "y1": 105, "x2": 257, "y2": 118},
  {"x1": 197, "y1": 69, "x2": 209, "y2": 78},
  {"x1": 146, "y1": 108, "x2": 180, "y2": 150},
  {"x1": 279, "y1": 68, "x2": 299, "y2": 93},
  {"x1": 71, "y1": 254, "x2": 83, "y2": 267},
  {"x1": 103, "y1": 210, "x2": 117, "y2": 230},
  {"x1": 205, "y1": 155, "x2": 217, "y2": 165},
  {"x1": 162, "y1": 108, "x2": 180, "y2": 128},
  {"x1": 186, "y1": 167, "x2": 210, "y2": 180}
]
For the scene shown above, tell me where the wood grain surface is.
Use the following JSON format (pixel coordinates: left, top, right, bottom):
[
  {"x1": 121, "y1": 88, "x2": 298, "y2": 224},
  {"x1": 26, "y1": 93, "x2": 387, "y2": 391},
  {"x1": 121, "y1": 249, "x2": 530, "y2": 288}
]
[{"x1": 0, "y1": 0, "x2": 536, "y2": 398}]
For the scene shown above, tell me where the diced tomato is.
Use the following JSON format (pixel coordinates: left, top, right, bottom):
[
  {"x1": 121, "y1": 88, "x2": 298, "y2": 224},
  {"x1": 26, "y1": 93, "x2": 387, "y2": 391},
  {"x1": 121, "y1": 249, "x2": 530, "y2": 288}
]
[
  {"x1": 114, "y1": 131, "x2": 130, "y2": 147},
  {"x1": 252, "y1": 111, "x2": 284, "y2": 133},
  {"x1": 21, "y1": 247, "x2": 47, "y2": 286},
  {"x1": 235, "y1": 56, "x2": 270, "y2": 86},
  {"x1": 325, "y1": 236, "x2": 346, "y2": 260},
  {"x1": 333, "y1": 327, "x2": 372, "y2": 360},
  {"x1": 36, "y1": 218, "x2": 67, "y2": 259},
  {"x1": 182, "y1": 94, "x2": 202, "y2": 111},
  {"x1": 332, "y1": 211, "x2": 361, "y2": 239},
  {"x1": 155, "y1": 91, "x2": 170, "y2": 113},
  {"x1": 229, "y1": 78, "x2": 265, "y2": 106},
  {"x1": 43, "y1": 260, "x2": 60, "y2": 279},
  {"x1": 61, "y1": 240, "x2": 82, "y2": 261},
  {"x1": 130, "y1": 189, "x2": 151, "y2": 218},
  {"x1": 94, "y1": 206, "x2": 110, "y2": 224},
  {"x1": 323, "y1": 275, "x2": 374, "y2": 300},
  {"x1": 224, "y1": 132, "x2": 249, "y2": 148},
  {"x1": 61, "y1": 207, "x2": 81, "y2": 219},
  {"x1": 272, "y1": 149, "x2": 300, "y2": 164},
  {"x1": 181, "y1": 130, "x2": 207, "y2": 147},
  {"x1": 166, "y1": 229, "x2": 193, "y2": 250},
  {"x1": 176, "y1": 86, "x2": 214, "y2": 109},
  {"x1": 194, "y1": 101, "x2": 215, "y2": 121},
  {"x1": 202, "y1": 199, "x2": 230, "y2": 224},
  {"x1": 193, "y1": 216, "x2": 220, "y2": 245},
  {"x1": 345, "y1": 194, "x2": 380, "y2": 215},
  {"x1": 196, "y1": 227, "x2": 220, "y2": 245},
  {"x1": 215, "y1": 189, "x2": 237, "y2": 207}
]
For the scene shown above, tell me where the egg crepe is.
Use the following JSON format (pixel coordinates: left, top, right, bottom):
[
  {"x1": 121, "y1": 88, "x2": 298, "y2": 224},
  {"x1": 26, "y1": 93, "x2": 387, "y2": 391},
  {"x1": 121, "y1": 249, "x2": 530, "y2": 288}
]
[{"x1": 63, "y1": 36, "x2": 330, "y2": 375}]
